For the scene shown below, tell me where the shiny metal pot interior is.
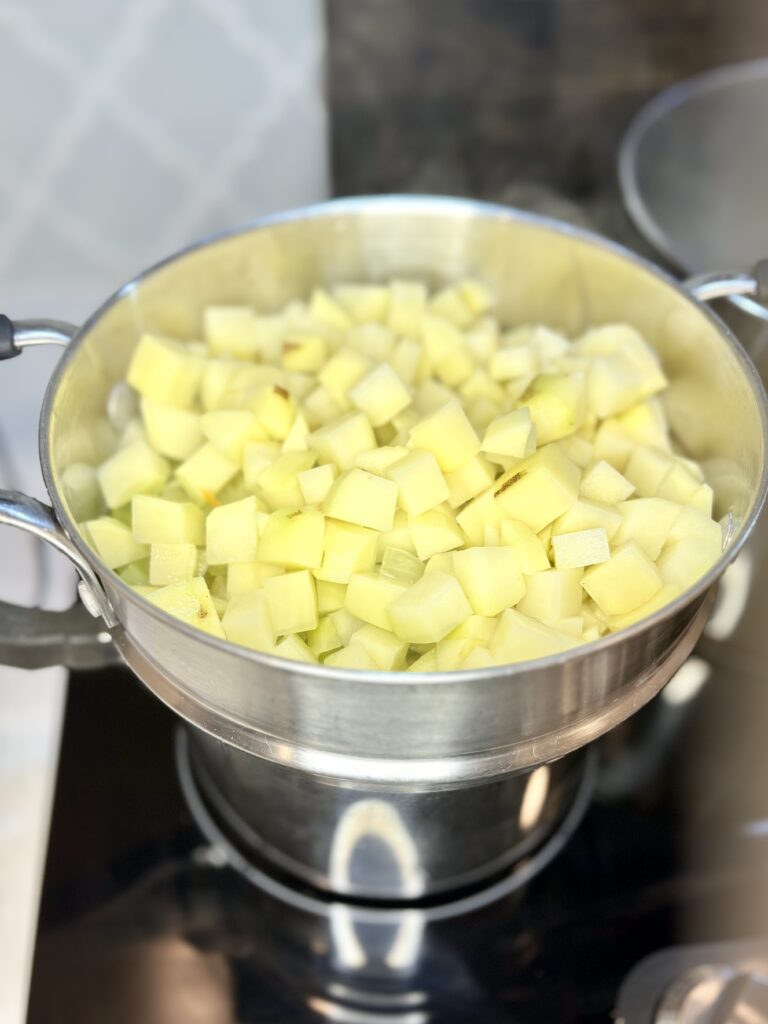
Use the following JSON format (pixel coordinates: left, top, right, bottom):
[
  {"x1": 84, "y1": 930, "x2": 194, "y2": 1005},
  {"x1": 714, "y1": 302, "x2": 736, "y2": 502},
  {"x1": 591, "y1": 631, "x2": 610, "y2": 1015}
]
[{"x1": 0, "y1": 196, "x2": 766, "y2": 901}]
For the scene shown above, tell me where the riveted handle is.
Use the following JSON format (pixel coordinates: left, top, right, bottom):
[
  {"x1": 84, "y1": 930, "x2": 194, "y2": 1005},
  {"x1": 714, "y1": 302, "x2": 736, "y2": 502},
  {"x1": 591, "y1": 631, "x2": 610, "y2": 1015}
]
[{"x1": 686, "y1": 259, "x2": 768, "y2": 307}]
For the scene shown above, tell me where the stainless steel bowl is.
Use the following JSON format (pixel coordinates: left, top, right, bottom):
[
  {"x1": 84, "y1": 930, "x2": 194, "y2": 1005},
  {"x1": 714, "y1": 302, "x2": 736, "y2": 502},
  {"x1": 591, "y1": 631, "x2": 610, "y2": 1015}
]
[{"x1": 1, "y1": 196, "x2": 766, "y2": 900}]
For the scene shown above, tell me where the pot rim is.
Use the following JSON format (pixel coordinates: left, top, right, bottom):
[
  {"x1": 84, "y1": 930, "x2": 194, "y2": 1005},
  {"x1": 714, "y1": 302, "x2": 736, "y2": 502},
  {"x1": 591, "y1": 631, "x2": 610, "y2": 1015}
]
[{"x1": 38, "y1": 194, "x2": 768, "y2": 686}]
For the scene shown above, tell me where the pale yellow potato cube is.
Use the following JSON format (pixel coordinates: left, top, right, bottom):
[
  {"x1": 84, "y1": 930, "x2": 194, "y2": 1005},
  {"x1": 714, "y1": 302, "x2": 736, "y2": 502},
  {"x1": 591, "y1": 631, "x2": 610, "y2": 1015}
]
[
  {"x1": 318, "y1": 347, "x2": 372, "y2": 406},
  {"x1": 429, "y1": 286, "x2": 475, "y2": 328},
  {"x1": 461, "y1": 646, "x2": 496, "y2": 669},
  {"x1": 348, "y1": 364, "x2": 412, "y2": 427},
  {"x1": 307, "y1": 615, "x2": 343, "y2": 657},
  {"x1": 490, "y1": 346, "x2": 538, "y2": 381},
  {"x1": 490, "y1": 608, "x2": 581, "y2": 663},
  {"x1": 281, "y1": 334, "x2": 328, "y2": 373},
  {"x1": 317, "y1": 580, "x2": 347, "y2": 615},
  {"x1": 256, "y1": 451, "x2": 317, "y2": 511},
  {"x1": 250, "y1": 385, "x2": 297, "y2": 440},
  {"x1": 517, "y1": 567, "x2": 583, "y2": 623},
  {"x1": 388, "y1": 571, "x2": 472, "y2": 643},
  {"x1": 459, "y1": 279, "x2": 494, "y2": 315},
  {"x1": 444, "y1": 455, "x2": 496, "y2": 509},
  {"x1": 391, "y1": 337, "x2": 425, "y2": 386},
  {"x1": 201, "y1": 410, "x2": 267, "y2": 462},
  {"x1": 554, "y1": 615, "x2": 584, "y2": 637},
  {"x1": 221, "y1": 589, "x2": 274, "y2": 652},
  {"x1": 141, "y1": 398, "x2": 204, "y2": 461},
  {"x1": 315, "y1": 520, "x2": 378, "y2": 585},
  {"x1": 409, "y1": 508, "x2": 465, "y2": 560},
  {"x1": 557, "y1": 434, "x2": 594, "y2": 469},
  {"x1": 456, "y1": 488, "x2": 504, "y2": 545},
  {"x1": 274, "y1": 635, "x2": 318, "y2": 664},
  {"x1": 98, "y1": 441, "x2": 170, "y2": 510},
  {"x1": 324, "y1": 469, "x2": 398, "y2": 532},
  {"x1": 688, "y1": 483, "x2": 714, "y2": 516},
  {"x1": 612, "y1": 498, "x2": 682, "y2": 559},
  {"x1": 242, "y1": 441, "x2": 281, "y2": 490},
  {"x1": 552, "y1": 528, "x2": 610, "y2": 569},
  {"x1": 461, "y1": 369, "x2": 506, "y2": 405},
  {"x1": 176, "y1": 443, "x2": 239, "y2": 504},
  {"x1": 309, "y1": 288, "x2": 353, "y2": 331},
  {"x1": 434, "y1": 637, "x2": 478, "y2": 671},
  {"x1": 521, "y1": 372, "x2": 586, "y2": 444},
  {"x1": 617, "y1": 398, "x2": 671, "y2": 450},
  {"x1": 385, "y1": 449, "x2": 449, "y2": 516},
  {"x1": 444, "y1": 614, "x2": 498, "y2": 646},
  {"x1": 387, "y1": 280, "x2": 427, "y2": 337},
  {"x1": 282, "y1": 411, "x2": 311, "y2": 453},
  {"x1": 127, "y1": 333, "x2": 204, "y2": 408},
  {"x1": 83, "y1": 517, "x2": 148, "y2": 569},
  {"x1": 206, "y1": 496, "x2": 261, "y2": 565},
  {"x1": 422, "y1": 314, "x2": 474, "y2": 387},
  {"x1": 350, "y1": 624, "x2": 408, "y2": 670},
  {"x1": 606, "y1": 583, "x2": 683, "y2": 632},
  {"x1": 482, "y1": 408, "x2": 535, "y2": 458},
  {"x1": 424, "y1": 552, "x2": 455, "y2": 574},
  {"x1": 333, "y1": 283, "x2": 390, "y2": 323},
  {"x1": 494, "y1": 444, "x2": 580, "y2": 532},
  {"x1": 329, "y1": 607, "x2": 363, "y2": 644},
  {"x1": 347, "y1": 323, "x2": 396, "y2": 363},
  {"x1": 303, "y1": 385, "x2": 344, "y2": 428},
  {"x1": 345, "y1": 572, "x2": 409, "y2": 629},
  {"x1": 147, "y1": 576, "x2": 225, "y2": 638},
  {"x1": 580, "y1": 460, "x2": 635, "y2": 504},
  {"x1": 409, "y1": 401, "x2": 481, "y2": 472},
  {"x1": 131, "y1": 495, "x2": 205, "y2": 545},
  {"x1": 453, "y1": 546, "x2": 525, "y2": 616},
  {"x1": 582, "y1": 541, "x2": 662, "y2": 615},
  {"x1": 324, "y1": 642, "x2": 378, "y2": 670},
  {"x1": 552, "y1": 499, "x2": 622, "y2": 541},
  {"x1": 258, "y1": 509, "x2": 325, "y2": 570},
  {"x1": 298, "y1": 464, "x2": 337, "y2": 505},
  {"x1": 149, "y1": 543, "x2": 198, "y2": 586},
  {"x1": 465, "y1": 318, "x2": 499, "y2": 364},
  {"x1": 406, "y1": 649, "x2": 438, "y2": 672},
  {"x1": 578, "y1": 325, "x2": 667, "y2": 417},
  {"x1": 415, "y1": 379, "x2": 456, "y2": 414},
  {"x1": 204, "y1": 306, "x2": 261, "y2": 358},
  {"x1": 226, "y1": 561, "x2": 282, "y2": 598},
  {"x1": 499, "y1": 519, "x2": 551, "y2": 574},
  {"x1": 264, "y1": 570, "x2": 318, "y2": 635},
  {"x1": 309, "y1": 412, "x2": 377, "y2": 470},
  {"x1": 592, "y1": 419, "x2": 635, "y2": 471},
  {"x1": 655, "y1": 461, "x2": 702, "y2": 504},
  {"x1": 379, "y1": 546, "x2": 424, "y2": 583},
  {"x1": 355, "y1": 445, "x2": 410, "y2": 475},
  {"x1": 657, "y1": 539, "x2": 720, "y2": 588}
]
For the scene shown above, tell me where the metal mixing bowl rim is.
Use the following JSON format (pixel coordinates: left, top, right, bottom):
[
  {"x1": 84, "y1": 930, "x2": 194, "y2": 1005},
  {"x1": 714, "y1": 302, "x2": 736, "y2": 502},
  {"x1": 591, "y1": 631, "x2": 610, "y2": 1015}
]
[
  {"x1": 618, "y1": 57, "x2": 768, "y2": 322},
  {"x1": 39, "y1": 194, "x2": 768, "y2": 685}
]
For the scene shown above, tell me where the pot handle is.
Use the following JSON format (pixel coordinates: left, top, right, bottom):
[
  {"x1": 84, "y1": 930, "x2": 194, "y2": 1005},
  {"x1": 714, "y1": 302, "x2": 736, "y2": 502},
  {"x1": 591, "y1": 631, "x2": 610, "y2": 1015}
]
[
  {"x1": 685, "y1": 259, "x2": 768, "y2": 306},
  {"x1": 0, "y1": 316, "x2": 120, "y2": 670}
]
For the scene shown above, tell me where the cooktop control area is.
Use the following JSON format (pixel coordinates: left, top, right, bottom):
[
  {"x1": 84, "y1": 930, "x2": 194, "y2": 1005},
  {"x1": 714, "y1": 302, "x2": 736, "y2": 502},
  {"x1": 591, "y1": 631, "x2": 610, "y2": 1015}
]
[{"x1": 25, "y1": 603, "x2": 768, "y2": 1024}]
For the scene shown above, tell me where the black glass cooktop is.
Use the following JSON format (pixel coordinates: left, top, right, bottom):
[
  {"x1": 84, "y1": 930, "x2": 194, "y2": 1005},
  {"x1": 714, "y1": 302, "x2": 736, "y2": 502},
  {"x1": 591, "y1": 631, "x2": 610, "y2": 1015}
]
[{"x1": 25, "y1": 648, "x2": 768, "y2": 1024}]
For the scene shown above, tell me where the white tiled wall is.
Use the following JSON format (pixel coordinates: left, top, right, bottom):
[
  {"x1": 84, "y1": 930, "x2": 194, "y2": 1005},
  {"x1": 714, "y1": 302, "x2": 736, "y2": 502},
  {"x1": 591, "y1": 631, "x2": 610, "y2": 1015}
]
[{"x1": 0, "y1": 4, "x2": 329, "y2": 1021}]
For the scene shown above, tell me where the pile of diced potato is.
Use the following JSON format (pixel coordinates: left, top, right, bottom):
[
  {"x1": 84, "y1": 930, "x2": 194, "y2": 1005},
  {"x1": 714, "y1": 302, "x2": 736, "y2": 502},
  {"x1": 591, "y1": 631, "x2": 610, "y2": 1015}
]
[{"x1": 69, "y1": 278, "x2": 724, "y2": 671}]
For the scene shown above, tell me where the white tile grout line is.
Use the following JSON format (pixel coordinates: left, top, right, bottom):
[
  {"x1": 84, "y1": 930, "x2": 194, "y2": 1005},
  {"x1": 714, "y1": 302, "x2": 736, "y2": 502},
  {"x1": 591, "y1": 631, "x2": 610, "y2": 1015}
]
[
  {"x1": 0, "y1": 0, "x2": 171, "y2": 277},
  {"x1": 153, "y1": 32, "x2": 327, "y2": 255},
  {"x1": 189, "y1": 0, "x2": 285, "y2": 77}
]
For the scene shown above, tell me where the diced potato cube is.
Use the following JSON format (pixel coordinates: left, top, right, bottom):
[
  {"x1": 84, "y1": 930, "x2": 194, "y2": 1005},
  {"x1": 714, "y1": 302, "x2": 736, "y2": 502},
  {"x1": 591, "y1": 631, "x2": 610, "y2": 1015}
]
[
  {"x1": 517, "y1": 567, "x2": 583, "y2": 623},
  {"x1": 258, "y1": 509, "x2": 325, "y2": 569},
  {"x1": 201, "y1": 410, "x2": 267, "y2": 462},
  {"x1": 309, "y1": 412, "x2": 377, "y2": 470},
  {"x1": 388, "y1": 571, "x2": 472, "y2": 643},
  {"x1": 176, "y1": 443, "x2": 239, "y2": 504},
  {"x1": 119, "y1": 559, "x2": 151, "y2": 586},
  {"x1": 462, "y1": 646, "x2": 496, "y2": 669},
  {"x1": 98, "y1": 441, "x2": 170, "y2": 509},
  {"x1": 351, "y1": 624, "x2": 408, "y2": 670},
  {"x1": 309, "y1": 288, "x2": 353, "y2": 331},
  {"x1": 490, "y1": 346, "x2": 538, "y2": 381},
  {"x1": 554, "y1": 615, "x2": 584, "y2": 637},
  {"x1": 456, "y1": 488, "x2": 503, "y2": 545},
  {"x1": 387, "y1": 280, "x2": 427, "y2": 337},
  {"x1": 324, "y1": 642, "x2": 378, "y2": 670},
  {"x1": 334, "y1": 283, "x2": 390, "y2": 323},
  {"x1": 385, "y1": 449, "x2": 449, "y2": 516},
  {"x1": 580, "y1": 460, "x2": 635, "y2": 504},
  {"x1": 131, "y1": 495, "x2": 205, "y2": 545},
  {"x1": 521, "y1": 373, "x2": 586, "y2": 444},
  {"x1": 582, "y1": 542, "x2": 662, "y2": 615},
  {"x1": 221, "y1": 589, "x2": 274, "y2": 651},
  {"x1": 313, "y1": 519, "x2": 378, "y2": 583},
  {"x1": 274, "y1": 635, "x2": 318, "y2": 664},
  {"x1": 242, "y1": 441, "x2": 281, "y2": 490},
  {"x1": 578, "y1": 325, "x2": 667, "y2": 417},
  {"x1": 256, "y1": 451, "x2": 317, "y2": 510},
  {"x1": 490, "y1": 608, "x2": 580, "y2": 662},
  {"x1": 499, "y1": 519, "x2": 551, "y2": 573},
  {"x1": 141, "y1": 398, "x2": 204, "y2": 461},
  {"x1": 324, "y1": 469, "x2": 398, "y2": 531},
  {"x1": 434, "y1": 637, "x2": 478, "y2": 671},
  {"x1": 298, "y1": 464, "x2": 337, "y2": 505},
  {"x1": 391, "y1": 337, "x2": 425, "y2": 386},
  {"x1": 592, "y1": 419, "x2": 635, "y2": 471},
  {"x1": 303, "y1": 385, "x2": 344, "y2": 428},
  {"x1": 345, "y1": 572, "x2": 409, "y2": 629},
  {"x1": 606, "y1": 583, "x2": 683, "y2": 632},
  {"x1": 264, "y1": 570, "x2": 318, "y2": 635},
  {"x1": 318, "y1": 347, "x2": 372, "y2": 406},
  {"x1": 465, "y1": 318, "x2": 499, "y2": 364},
  {"x1": 329, "y1": 607, "x2": 363, "y2": 644},
  {"x1": 415, "y1": 379, "x2": 456, "y2": 415},
  {"x1": 317, "y1": 580, "x2": 347, "y2": 615},
  {"x1": 307, "y1": 615, "x2": 343, "y2": 657},
  {"x1": 612, "y1": 498, "x2": 682, "y2": 559},
  {"x1": 127, "y1": 333, "x2": 204, "y2": 408},
  {"x1": 453, "y1": 547, "x2": 525, "y2": 615},
  {"x1": 422, "y1": 314, "x2": 474, "y2": 387},
  {"x1": 409, "y1": 401, "x2": 481, "y2": 471},
  {"x1": 379, "y1": 546, "x2": 424, "y2": 583},
  {"x1": 552, "y1": 528, "x2": 610, "y2": 569},
  {"x1": 444, "y1": 455, "x2": 496, "y2": 508},
  {"x1": 409, "y1": 508, "x2": 466, "y2": 560},
  {"x1": 250, "y1": 385, "x2": 296, "y2": 440},
  {"x1": 207, "y1": 496, "x2": 261, "y2": 564},
  {"x1": 688, "y1": 483, "x2": 714, "y2": 516},
  {"x1": 655, "y1": 461, "x2": 702, "y2": 504},
  {"x1": 226, "y1": 561, "x2": 282, "y2": 598},
  {"x1": 83, "y1": 517, "x2": 148, "y2": 569},
  {"x1": 281, "y1": 334, "x2": 328, "y2": 373},
  {"x1": 459, "y1": 279, "x2": 494, "y2": 315},
  {"x1": 147, "y1": 576, "x2": 225, "y2": 638},
  {"x1": 444, "y1": 614, "x2": 498, "y2": 646},
  {"x1": 282, "y1": 411, "x2": 311, "y2": 453},
  {"x1": 149, "y1": 543, "x2": 198, "y2": 585},
  {"x1": 557, "y1": 434, "x2": 594, "y2": 469},
  {"x1": 482, "y1": 408, "x2": 535, "y2": 458},
  {"x1": 657, "y1": 539, "x2": 718, "y2": 588},
  {"x1": 348, "y1": 364, "x2": 412, "y2": 427},
  {"x1": 494, "y1": 444, "x2": 580, "y2": 532},
  {"x1": 204, "y1": 306, "x2": 261, "y2": 358},
  {"x1": 356, "y1": 445, "x2": 410, "y2": 475},
  {"x1": 617, "y1": 398, "x2": 671, "y2": 451},
  {"x1": 552, "y1": 499, "x2": 622, "y2": 540},
  {"x1": 624, "y1": 446, "x2": 675, "y2": 497}
]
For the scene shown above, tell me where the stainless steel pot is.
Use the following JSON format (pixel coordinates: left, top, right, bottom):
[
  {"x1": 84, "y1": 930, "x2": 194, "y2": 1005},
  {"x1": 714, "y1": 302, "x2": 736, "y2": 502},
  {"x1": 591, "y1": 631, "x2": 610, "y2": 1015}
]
[{"x1": 1, "y1": 196, "x2": 766, "y2": 901}]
